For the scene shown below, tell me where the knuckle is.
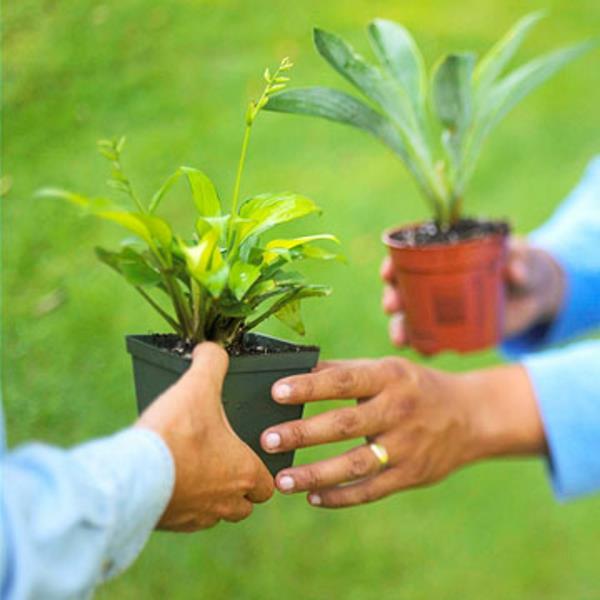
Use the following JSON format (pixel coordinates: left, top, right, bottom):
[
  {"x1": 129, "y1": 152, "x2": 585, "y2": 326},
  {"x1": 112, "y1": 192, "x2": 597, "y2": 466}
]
[
  {"x1": 333, "y1": 409, "x2": 362, "y2": 438},
  {"x1": 333, "y1": 368, "x2": 358, "y2": 396},
  {"x1": 380, "y1": 357, "x2": 410, "y2": 380},
  {"x1": 286, "y1": 422, "x2": 308, "y2": 448},
  {"x1": 346, "y1": 452, "x2": 372, "y2": 479},
  {"x1": 298, "y1": 467, "x2": 323, "y2": 490}
]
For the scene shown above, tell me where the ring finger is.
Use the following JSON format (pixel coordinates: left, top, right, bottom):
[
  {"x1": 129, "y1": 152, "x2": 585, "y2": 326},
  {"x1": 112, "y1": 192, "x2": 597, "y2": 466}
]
[{"x1": 275, "y1": 439, "x2": 391, "y2": 494}]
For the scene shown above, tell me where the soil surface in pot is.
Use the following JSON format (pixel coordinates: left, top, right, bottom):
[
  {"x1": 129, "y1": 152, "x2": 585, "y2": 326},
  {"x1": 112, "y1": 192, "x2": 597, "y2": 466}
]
[
  {"x1": 391, "y1": 218, "x2": 509, "y2": 247},
  {"x1": 148, "y1": 333, "x2": 318, "y2": 359}
]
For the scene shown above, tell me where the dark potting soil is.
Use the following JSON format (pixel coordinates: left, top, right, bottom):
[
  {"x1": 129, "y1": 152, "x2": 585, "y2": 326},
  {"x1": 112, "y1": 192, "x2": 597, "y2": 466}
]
[
  {"x1": 148, "y1": 333, "x2": 318, "y2": 360},
  {"x1": 390, "y1": 218, "x2": 509, "y2": 247}
]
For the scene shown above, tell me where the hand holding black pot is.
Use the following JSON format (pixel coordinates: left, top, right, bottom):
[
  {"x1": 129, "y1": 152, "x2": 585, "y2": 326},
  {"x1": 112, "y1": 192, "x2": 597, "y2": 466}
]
[
  {"x1": 261, "y1": 357, "x2": 545, "y2": 508},
  {"x1": 137, "y1": 343, "x2": 274, "y2": 531},
  {"x1": 382, "y1": 237, "x2": 566, "y2": 348}
]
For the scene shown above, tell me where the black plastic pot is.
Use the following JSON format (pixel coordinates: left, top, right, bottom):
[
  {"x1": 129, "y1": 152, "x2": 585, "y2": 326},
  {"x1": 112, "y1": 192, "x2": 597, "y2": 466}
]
[{"x1": 126, "y1": 333, "x2": 319, "y2": 476}]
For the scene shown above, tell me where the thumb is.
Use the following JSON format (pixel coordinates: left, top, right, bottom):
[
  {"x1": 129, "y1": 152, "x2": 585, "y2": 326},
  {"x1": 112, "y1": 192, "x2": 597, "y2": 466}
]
[
  {"x1": 506, "y1": 239, "x2": 531, "y2": 291},
  {"x1": 180, "y1": 342, "x2": 230, "y2": 398}
]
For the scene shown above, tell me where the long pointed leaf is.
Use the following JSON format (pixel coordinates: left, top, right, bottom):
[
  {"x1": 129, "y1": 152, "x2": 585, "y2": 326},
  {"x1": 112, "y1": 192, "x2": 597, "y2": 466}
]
[
  {"x1": 265, "y1": 87, "x2": 440, "y2": 210},
  {"x1": 313, "y1": 27, "x2": 416, "y2": 134},
  {"x1": 474, "y1": 10, "x2": 546, "y2": 99},
  {"x1": 432, "y1": 53, "x2": 476, "y2": 133},
  {"x1": 180, "y1": 166, "x2": 222, "y2": 217},
  {"x1": 237, "y1": 193, "x2": 320, "y2": 241},
  {"x1": 488, "y1": 41, "x2": 594, "y2": 129},
  {"x1": 463, "y1": 40, "x2": 595, "y2": 187},
  {"x1": 149, "y1": 170, "x2": 183, "y2": 213},
  {"x1": 266, "y1": 87, "x2": 409, "y2": 159},
  {"x1": 367, "y1": 18, "x2": 427, "y2": 118}
]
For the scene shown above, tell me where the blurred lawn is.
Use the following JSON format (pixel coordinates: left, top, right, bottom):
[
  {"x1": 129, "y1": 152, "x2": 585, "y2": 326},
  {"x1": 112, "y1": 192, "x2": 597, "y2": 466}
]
[{"x1": 3, "y1": 0, "x2": 600, "y2": 598}]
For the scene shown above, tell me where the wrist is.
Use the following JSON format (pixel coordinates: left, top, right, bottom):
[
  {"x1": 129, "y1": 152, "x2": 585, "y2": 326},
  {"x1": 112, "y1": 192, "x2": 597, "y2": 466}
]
[{"x1": 454, "y1": 364, "x2": 547, "y2": 463}]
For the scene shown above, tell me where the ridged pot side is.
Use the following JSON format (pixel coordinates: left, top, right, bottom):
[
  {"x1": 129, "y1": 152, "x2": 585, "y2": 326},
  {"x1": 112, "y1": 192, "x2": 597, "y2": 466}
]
[{"x1": 383, "y1": 224, "x2": 508, "y2": 355}]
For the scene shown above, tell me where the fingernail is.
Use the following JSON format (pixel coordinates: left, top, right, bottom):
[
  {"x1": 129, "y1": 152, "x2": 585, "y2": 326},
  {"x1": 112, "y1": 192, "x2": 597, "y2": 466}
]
[
  {"x1": 278, "y1": 475, "x2": 295, "y2": 492},
  {"x1": 264, "y1": 432, "x2": 281, "y2": 450},
  {"x1": 309, "y1": 493, "x2": 322, "y2": 506},
  {"x1": 274, "y1": 383, "x2": 292, "y2": 401}
]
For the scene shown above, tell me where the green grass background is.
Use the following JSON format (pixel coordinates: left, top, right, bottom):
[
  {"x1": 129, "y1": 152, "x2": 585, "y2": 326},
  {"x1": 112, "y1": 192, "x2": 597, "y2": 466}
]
[{"x1": 3, "y1": 0, "x2": 600, "y2": 598}]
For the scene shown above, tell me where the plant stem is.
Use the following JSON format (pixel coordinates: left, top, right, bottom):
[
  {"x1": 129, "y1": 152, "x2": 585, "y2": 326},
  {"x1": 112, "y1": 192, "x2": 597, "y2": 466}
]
[
  {"x1": 231, "y1": 124, "x2": 252, "y2": 217},
  {"x1": 163, "y1": 272, "x2": 193, "y2": 340},
  {"x1": 134, "y1": 287, "x2": 182, "y2": 334}
]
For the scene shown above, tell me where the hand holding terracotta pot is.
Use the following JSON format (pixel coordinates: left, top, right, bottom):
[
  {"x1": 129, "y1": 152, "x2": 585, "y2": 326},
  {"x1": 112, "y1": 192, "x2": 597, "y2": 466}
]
[{"x1": 382, "y1": 237, "x2": 566, "y2": 350}]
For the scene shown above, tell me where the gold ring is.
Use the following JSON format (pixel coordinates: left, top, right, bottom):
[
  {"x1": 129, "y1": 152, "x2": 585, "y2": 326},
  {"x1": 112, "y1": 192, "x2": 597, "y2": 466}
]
[{"x1": 369, "y1": 443, "x2": 389, "y2": 469}]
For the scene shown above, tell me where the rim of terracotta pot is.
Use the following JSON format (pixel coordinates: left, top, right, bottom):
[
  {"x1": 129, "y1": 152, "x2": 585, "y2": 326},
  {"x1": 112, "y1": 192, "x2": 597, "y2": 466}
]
[{"x1": 381, "y1": 221, "x2": 509, "y2": 252}]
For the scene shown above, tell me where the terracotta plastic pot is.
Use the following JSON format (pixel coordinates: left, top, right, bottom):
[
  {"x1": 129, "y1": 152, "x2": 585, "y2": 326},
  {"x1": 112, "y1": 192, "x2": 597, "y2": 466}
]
[
  {"x1": 126, "y1": 333, "x2": 319, "y2": 476},
  {"x1": 383, "y1": 224, "x2": 508, "y2": 355}
]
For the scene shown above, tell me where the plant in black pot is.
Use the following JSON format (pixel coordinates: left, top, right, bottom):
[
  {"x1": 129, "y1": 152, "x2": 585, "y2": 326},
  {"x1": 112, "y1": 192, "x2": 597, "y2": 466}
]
[
  {"x1": 39, "y1": 57, "x2": 342, "y2": 475},
  {"x1": 265, "y1": 12, "x2": 594, "y2": 354}
]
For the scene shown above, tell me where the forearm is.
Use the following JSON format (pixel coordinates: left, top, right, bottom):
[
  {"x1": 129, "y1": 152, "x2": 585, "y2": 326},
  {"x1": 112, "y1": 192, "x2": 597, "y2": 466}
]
[
  {"x1": 455, "y1": 364, "x2": 547, "y2": 463},
  {"x1": 1, "y1": 428, "x2": 174, "y2": 599}
]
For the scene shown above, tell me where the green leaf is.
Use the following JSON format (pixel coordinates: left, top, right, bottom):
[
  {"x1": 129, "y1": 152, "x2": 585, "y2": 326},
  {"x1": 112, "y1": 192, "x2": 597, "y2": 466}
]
[
  {"x1": 36, "y1": 187, "x2": 112, "y2": 211},
  {"x1": 196, "y1": 215, "x2": 231, "y2": 246},
  {"x1": 237, "y1": 193, "x2": 320, "y2": 241},
  {"x1": 432, "y1": 53, "x2": 476, "y2": 133},
  {"x1": 136, "y1": 214, "x2": 173, "y2": 248},
  {"x1": 275, "y1": 299, "x2": 305, "y2": 335},
  {"x1": 245, "y1": 285, "x2": 331, "y2": 331},
  {"x1": 312, "y1": 27, "x2": 416, "y2": 134},
  {"x1": 178, "y1": 231, "x2": 219, "y2": 279},
  {"x1": 264, "y1": 234, "x2": 339, "y2": 263},
  {"x1": 485, "y1": 41, "x2": 594, "y2": 131},
  {"x1": 474, "y1": 11, "x2": 546, "y2": 100},
  {"x1": 293, "y1": 245, "x2": 345, "y2": 262},
  {"x1": 265, "y1": 87, "x2": 410, "y2": 160},
  {"x1": 463, "y1": 40, "x2": 595, "y2": 186},
  {"x1": 367, "y1": 18, "x2": 427, "y2": 118},
  {"x1": 228, "y1": 261, "x2": 261, "y2": 300},
  {"x1": 217, "y1": 301, "x2": 254, "y2": 318},
  {"x1": 149, "y1": 170, "x2": 183, "y2": 213},
  {"x1": 180, "y1": 166, "x2": 221, "y2": 217},
  {"x1": 179, "y1": 231, "x2": 229, "y2": 297},
  {"x1": 198, "y1": 263, "x2": 230, "y2": 298},
  {"x1": 37, "y1": 188, "x2": 172, "y2": 248},
  {"x1": 95, "y1": 246, "x2": 162, "y2": 287}
]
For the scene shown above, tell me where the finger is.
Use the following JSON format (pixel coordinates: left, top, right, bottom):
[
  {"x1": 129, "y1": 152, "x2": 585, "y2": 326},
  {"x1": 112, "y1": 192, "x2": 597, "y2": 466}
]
[
  {"x1": 246, "y1": 460, "x2": 275, "y2": 503},
  {"x1": 307, "y1": 466, "x2": 402, "y2": 509},
  {"x1": 505, "y1": 238, "x2": 531, "y2": 290},
  {"x1": 314, "y1": 358, "x2": 381, "y2": 373},
  {"x1": 389, "y1": 314, "x2": 407, "y2": 347},
  {"x1": 222, "y1": 498, "x2": 254, "y2": 523},
  {"x1": 272, "y1": 361, "x2": 386, "y2": 404},
  {"x1": 380, "y1": 256, "x2": 395, "y2": 284},
  {"x1": 382, "y1": 285, "x2": 404, "y2": 315},
  {"x1": 191, "y1": 342, "x2": 229, "y2": 381},
  {"x1": 274, "y1": 443, "x2": 382, "y2": 493},
  {"x1": 261, "y1": 400, "x2": 384, "y2": 453}
]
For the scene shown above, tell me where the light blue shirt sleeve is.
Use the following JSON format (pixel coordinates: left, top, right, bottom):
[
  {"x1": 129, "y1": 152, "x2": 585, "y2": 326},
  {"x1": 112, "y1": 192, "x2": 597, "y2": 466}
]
[
  {"x1": 504, "y1": 155, "x2": 600, "y2": 353},
  {"x1": 1, "y1": 425, "x2": 175, "y2": 599},
  {"x1": 501, "y1": 155, "x2": 600, "y2": 500}
]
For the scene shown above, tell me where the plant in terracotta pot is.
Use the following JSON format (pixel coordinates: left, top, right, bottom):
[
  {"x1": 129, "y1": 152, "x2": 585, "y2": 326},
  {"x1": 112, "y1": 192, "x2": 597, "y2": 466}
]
[
  {"x1": 265, "y1": 12, "x2": 594, "y2": 354},
  {"x1": 39, "y1": 57, "x2": 342, "y2": 475}
]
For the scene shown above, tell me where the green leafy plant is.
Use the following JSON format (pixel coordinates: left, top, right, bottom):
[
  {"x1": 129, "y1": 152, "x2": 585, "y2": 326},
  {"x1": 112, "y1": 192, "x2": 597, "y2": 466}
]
[
  {"x1": 265, "y1": 12, "x2": 595, "y2": 226},
  {"x1": 38, "y1": 57, "x2": 342, "y2": 346}
]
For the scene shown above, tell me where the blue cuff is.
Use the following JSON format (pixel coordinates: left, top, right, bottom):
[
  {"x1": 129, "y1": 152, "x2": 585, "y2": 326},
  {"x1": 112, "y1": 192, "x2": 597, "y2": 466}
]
[
  {"x1": 502, "y1": 248, "x2": 600, "y2": 358},
  {"x1": 523, "y1": 341, "x2": 600, "y2": 500}
]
